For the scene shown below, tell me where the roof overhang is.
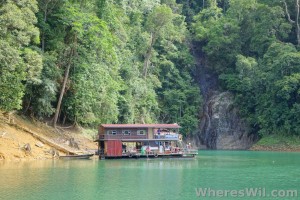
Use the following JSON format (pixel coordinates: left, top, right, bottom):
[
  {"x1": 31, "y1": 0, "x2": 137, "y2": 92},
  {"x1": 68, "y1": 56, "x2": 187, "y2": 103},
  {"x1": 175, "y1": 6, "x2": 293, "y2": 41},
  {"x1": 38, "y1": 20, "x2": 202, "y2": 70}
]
[
  {"x1": 95, "y1": 138, "x2": 179, "y2": 142},
  {"x1": 100, "y1": 123, "x2": 181, "y2": 129}
]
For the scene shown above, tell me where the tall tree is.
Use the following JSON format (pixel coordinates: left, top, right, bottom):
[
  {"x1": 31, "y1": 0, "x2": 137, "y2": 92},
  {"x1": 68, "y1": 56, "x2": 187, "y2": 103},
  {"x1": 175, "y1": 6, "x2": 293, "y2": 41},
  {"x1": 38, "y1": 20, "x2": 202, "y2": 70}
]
[
  {"x1": 283, "y1": 0, "x2": 300, "y2": 45},
  {"x1": 0, "y1": 0, "x2": 42, "y2": 111},
  {"x1": 143, "y1": 5, "x2": 174, "y2": 78}
]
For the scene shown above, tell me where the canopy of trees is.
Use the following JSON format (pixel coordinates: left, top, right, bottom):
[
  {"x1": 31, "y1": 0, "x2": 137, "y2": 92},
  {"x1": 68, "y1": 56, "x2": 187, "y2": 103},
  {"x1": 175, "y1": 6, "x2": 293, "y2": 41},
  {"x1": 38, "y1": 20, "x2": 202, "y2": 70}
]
[
  {"x1": 2, "y1": 0, "x2": 300, "y2": 137},
  {"x1": 0, "y1": 0, "x2": 201, "y2": 136},
  {"x1": 191, "y1": 0, "x2": 300, "y2": 136}
]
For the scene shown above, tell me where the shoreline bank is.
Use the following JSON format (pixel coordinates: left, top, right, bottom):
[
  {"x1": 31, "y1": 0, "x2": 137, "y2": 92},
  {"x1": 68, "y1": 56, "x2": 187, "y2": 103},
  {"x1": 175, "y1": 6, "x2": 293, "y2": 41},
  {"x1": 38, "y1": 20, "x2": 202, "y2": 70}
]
[
  {"x1": 250, "y1": 134, "x2": 300, "y2": 152},
  {"x1": 0, "y1": 113, "x2": 97, "y2": 162},
  {"x1": 250, "y1": 145, "x2": 300, "y2": 152}
]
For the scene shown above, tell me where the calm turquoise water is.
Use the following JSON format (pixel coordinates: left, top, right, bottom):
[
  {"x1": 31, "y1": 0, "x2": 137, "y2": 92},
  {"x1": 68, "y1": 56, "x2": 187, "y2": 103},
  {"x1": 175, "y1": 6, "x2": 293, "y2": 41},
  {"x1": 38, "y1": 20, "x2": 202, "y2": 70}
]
[{"x1": 0, "y1": 151, "x2": 299, "y2": 200}]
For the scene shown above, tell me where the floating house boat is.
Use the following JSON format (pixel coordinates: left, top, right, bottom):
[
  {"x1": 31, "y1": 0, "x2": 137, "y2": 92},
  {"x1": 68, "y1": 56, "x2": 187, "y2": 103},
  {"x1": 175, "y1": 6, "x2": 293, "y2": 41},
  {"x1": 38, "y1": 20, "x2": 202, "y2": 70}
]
[{"x1": 95, "y1": 124, "x2": 198, "y2": 159}]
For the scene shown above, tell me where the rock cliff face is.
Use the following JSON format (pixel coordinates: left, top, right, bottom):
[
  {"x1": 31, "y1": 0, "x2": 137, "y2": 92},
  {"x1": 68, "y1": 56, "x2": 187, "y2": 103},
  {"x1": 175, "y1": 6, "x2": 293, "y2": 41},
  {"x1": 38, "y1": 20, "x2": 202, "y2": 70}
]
[
  {"x1": 197, "y1": 92, "x2": 257, "y2": 149},
  {"x1": 191, "y1": 41, "x2": 257, "y2": 149}
]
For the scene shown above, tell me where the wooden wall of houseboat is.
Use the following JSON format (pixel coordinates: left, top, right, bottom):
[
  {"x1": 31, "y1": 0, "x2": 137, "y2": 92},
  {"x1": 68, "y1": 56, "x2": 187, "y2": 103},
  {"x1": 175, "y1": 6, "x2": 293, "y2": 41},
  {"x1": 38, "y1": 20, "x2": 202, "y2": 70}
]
[
  {"x1": 99, "y1": 126, "x2": 105, "y2": 134},
  {"x1": 100, "y1": 128, "x2": 148, "y2": 138},
  {"x1": 148, "y1": 128, "x2": 153, "y2": 139},
  {"x1": 106, "y1": 140, "x2": 122, "y2": 157}
]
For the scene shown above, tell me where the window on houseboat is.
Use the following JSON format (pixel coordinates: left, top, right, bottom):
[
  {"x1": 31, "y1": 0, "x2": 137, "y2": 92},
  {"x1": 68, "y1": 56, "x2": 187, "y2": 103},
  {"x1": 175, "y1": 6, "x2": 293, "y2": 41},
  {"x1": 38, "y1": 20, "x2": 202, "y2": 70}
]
[
  {"x1": 137, "y1": 130, "x2": 146, "y2": 135},
  {"x1": 107, "y1": 130, "x2": 117, "y2": 135},
  {"x1": 123, "y1": 130, "x2": 131, "y2": 135}
]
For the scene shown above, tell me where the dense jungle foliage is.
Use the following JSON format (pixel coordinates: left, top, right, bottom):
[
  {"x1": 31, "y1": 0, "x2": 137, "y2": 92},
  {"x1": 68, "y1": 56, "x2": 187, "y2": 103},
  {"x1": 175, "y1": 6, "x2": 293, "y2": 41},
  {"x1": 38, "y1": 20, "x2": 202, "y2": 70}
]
[
  {"x1": 190, "y1": 0, "x2": 300, "y2": 135},
  {"x1": 0, "y1": 0, "x2": 201, "y2": 136},
  {"x1": 1, "y1": 0, "x2": 300, "y2": 136}
]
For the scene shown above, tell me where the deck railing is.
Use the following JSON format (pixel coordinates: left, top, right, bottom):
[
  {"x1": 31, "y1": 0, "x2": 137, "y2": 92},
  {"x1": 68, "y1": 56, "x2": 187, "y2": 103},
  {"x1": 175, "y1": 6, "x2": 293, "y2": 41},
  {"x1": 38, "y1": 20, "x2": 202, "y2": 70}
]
[
  {"x1": 123, "y1": 147, "x2": 198, "y2": 155},
  {"x1": 154, "y1": 134, "x2": 179, "y2": 139}
]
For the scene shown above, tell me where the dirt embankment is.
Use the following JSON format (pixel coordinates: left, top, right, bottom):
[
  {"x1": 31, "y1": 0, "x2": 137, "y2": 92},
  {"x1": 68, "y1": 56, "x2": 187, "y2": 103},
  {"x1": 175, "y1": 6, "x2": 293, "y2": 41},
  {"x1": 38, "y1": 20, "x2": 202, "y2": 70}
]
[{"x1": 0, "y1": 112, "x2": 97, "y2": 161}]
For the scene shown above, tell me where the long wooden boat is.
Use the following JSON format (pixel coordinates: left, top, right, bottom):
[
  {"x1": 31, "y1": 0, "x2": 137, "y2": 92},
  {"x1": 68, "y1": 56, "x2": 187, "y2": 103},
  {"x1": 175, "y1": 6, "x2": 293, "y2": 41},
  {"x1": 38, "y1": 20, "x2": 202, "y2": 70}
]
[{"x1": 59, "y1": 154, "x2": 94, "y2": 160}]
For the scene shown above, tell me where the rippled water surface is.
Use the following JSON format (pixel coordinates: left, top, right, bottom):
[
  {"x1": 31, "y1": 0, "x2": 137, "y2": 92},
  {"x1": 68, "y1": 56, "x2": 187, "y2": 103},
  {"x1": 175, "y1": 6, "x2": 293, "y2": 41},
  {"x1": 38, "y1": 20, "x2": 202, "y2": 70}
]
[{"x1": 0, "y1": 151, "x2": 299, "y2": 200}]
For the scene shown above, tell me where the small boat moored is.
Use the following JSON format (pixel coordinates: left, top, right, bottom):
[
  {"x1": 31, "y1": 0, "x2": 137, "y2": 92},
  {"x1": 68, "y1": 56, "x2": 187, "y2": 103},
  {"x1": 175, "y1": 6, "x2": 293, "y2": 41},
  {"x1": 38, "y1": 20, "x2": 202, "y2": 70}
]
[{"x1": 59, "y1": 153, "x2": 94, "y2": 160}]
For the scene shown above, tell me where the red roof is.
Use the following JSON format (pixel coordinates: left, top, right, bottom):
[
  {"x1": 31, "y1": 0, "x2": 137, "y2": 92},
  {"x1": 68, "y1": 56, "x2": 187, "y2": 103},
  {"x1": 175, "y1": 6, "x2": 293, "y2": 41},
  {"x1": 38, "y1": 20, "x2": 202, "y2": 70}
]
[{"x1": 100, "y1": 124, "x2": 181, "y2": 129}]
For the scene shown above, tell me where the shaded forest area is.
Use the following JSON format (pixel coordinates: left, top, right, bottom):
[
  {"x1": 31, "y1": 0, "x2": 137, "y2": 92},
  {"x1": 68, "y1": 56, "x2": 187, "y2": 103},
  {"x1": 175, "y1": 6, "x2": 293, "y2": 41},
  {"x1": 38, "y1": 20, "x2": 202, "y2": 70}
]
[
  {"x1": 0, "y1": 0, "x2": 201, "y2": 136},
  {"x1": 190, "y1": 0, "x2": 300, "y2": 136},
  {"x1": 1, "y1": 0, "x2": 300, "y2": 137}
]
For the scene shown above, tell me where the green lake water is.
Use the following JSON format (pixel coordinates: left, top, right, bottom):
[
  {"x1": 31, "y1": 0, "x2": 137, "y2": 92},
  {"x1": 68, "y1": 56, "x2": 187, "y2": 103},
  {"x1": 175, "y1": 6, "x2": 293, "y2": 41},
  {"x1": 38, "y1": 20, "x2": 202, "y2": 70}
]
[{"x1": 0, "y1": 151, "x2": 299, "y2": 200}]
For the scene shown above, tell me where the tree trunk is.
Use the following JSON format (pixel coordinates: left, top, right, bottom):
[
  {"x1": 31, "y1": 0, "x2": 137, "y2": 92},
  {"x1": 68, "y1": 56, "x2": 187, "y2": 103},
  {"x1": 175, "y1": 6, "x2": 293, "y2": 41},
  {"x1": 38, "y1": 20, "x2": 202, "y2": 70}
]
[
  {"x1": 143, "y1": 33, "x2": 155, "y2": 79},
  {"x1": 53, "y1": 48, "x2": 74, "y2": 127},
  {"x1": 283, "y1": 0, "x2": 295, "y2": 23},
  {"x1": 143, "y1": 47, "x2": 152, "y2": 78},
  {"x1": 41, "y1": 6, "x2": 47, "y2": 52},
  {"x1": 296, "y1": 0, "x2": 300, "y2": 45},
  {"x1": 283, "y1": 0, "x2": 300, "y2": 45},
  {"x1": 41, "y1": 0, "x2": 60, "y2": 51}
]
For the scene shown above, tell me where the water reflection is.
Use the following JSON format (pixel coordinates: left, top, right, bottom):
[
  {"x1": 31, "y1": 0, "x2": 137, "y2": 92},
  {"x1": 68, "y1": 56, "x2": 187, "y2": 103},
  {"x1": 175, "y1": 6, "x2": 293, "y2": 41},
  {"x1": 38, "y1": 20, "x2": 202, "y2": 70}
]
[
  {"x1": 100, "y1": 158, "x2": 198, "y2": 169},
  {"x1": 0, "y1": 151, "x2": 300, "y2": 200}
]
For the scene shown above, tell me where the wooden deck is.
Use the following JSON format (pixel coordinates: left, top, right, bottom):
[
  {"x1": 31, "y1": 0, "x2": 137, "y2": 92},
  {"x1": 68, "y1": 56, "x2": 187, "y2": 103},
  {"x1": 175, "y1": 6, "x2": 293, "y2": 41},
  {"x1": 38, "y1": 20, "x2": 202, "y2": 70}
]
[{"x1": 101, "y1": 149, "x2": 198, "y2": 159}]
